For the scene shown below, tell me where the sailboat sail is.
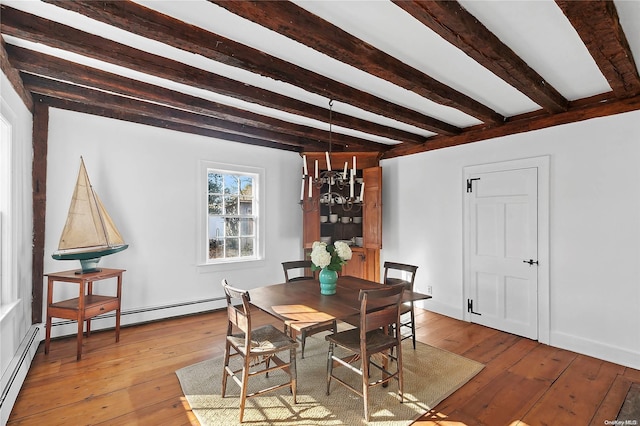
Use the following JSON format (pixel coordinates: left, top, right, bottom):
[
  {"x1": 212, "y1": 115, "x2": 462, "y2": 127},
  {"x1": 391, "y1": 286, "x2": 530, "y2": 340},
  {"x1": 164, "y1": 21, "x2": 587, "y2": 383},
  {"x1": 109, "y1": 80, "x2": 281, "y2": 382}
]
[{"x1": 53, "y1": 157, "x2": 128, "y2": 271}]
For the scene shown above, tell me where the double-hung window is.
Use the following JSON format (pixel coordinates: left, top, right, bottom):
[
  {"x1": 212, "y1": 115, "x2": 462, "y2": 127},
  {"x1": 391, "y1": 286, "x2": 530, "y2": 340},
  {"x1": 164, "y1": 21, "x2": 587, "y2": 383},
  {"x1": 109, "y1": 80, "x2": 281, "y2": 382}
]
[{"x1": 205, "y1": 164, "x2": 261, "y2": 264}]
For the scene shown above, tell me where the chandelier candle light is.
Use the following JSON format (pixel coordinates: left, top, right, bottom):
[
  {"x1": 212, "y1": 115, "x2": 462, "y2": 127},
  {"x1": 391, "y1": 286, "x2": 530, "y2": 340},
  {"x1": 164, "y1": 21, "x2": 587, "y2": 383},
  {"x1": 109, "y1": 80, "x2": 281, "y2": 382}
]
[
  {"x1": 310, "y1": 240, "x2": 352, "y2": 295},
  {"x1": 299, "y1": 100, "x2": 364, "y2": 212}
]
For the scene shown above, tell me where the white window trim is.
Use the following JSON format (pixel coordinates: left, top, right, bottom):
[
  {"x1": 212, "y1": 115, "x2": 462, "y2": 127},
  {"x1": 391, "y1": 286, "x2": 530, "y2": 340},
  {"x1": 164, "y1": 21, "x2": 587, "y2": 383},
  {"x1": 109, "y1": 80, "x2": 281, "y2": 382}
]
[
  {"x1": 197, "y1": 160, "x2": 265, "y2": 271},
  {"x1": 0, "y1": 107, "x2": 15, "y2": 307}
]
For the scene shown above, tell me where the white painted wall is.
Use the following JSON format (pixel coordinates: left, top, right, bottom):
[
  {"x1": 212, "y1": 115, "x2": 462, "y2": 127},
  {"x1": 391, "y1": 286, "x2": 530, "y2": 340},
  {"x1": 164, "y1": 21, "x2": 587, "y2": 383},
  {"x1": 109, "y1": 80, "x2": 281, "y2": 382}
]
[
  {"x1": 0, "y1": 72, "x2": 37, "y2": 425},
  {"x1": 381, "y1": 110, "x2": 640, "y2": 369},
  {"x1": 44, "y1": 109, "x2": 305, "y2": 337}
]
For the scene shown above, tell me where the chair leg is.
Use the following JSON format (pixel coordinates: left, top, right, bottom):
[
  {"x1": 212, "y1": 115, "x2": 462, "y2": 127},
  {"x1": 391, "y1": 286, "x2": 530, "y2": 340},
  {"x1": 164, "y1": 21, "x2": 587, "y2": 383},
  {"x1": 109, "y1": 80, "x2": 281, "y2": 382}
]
[
  {"x1": 410, "y1": 308, "x2": 416, "y2": 349},
  {"x1": 290, "y1": 346, "x2": 297, "y2": 403},
  {"x1": 265, "y1": 355, "x2": 271, "y2": 378},
  {"x1": 397, "y1": 342, "x2": 404, "y2": 404},
  {"x1": 363, "y1": 354, "x2": 370, "y2": 422},
  {"x1": 221, "y1": 341, "x2": 231, "y2": 397},
  {"x1": 301, "y1": 331, "x2": 307, "y2": 359},
  {"x1": 326, "y1": 342, "x2": 334, "y2": 395},
  {"x1": 239, "y1": 357, "x2": 250, "y2": 422}
]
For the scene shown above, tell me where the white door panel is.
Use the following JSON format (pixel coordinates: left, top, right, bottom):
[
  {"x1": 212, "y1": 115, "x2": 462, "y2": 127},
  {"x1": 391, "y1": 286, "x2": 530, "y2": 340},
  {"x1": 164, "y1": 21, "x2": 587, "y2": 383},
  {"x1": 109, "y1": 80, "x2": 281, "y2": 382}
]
[{"x1": 467, "y1": 167, "x2": 538, "y2": 339}]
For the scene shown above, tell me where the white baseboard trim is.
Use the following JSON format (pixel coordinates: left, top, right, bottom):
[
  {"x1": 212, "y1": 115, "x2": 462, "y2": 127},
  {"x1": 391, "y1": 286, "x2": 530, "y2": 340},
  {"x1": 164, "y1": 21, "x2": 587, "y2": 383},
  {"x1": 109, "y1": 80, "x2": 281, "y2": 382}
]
[
  {"x1": 550, "y1": 330, "x2": 640, "y2": 370},
  {"x1": 0, "y1": 324, "x2": 41, "y2": 426},
  {"x1": 418, "y1": 299, "x2": 464, "y2": 320}
]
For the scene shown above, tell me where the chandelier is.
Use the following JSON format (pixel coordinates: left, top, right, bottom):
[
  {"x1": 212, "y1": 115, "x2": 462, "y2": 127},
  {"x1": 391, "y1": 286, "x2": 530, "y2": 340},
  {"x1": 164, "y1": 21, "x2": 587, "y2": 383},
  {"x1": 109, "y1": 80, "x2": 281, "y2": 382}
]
[{"x1": 299, "y1": 100, "x2": 363, "y2": 212}]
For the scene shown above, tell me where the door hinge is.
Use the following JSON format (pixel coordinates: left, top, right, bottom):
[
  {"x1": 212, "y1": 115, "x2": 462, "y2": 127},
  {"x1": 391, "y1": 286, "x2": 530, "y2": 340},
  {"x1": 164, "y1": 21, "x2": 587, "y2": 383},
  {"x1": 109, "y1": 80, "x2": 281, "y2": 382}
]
[
  {"x1": 466, "y1": 178, "x2": 480, "y2": 193},
  {"x1": 467, "y1": 298, "x2": 481, "y2": 315}
]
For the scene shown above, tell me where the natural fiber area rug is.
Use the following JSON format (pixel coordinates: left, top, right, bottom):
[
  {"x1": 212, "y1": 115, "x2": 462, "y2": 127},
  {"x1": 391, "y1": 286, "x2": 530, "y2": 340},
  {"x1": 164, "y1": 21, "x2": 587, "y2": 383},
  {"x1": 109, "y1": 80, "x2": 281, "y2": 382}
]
[{"x1": 176, "y1": 335, "x2": 483, "y2": 425}]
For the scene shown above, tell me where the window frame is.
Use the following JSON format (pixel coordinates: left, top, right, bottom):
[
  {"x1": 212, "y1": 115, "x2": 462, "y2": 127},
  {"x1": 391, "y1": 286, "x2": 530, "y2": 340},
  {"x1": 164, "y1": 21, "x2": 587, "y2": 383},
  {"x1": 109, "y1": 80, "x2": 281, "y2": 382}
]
[
  {"x1": 198, "y1": 160, "x2": 265, "y2": 268},
  {"x1": 0, "y1": 109, "x2": 15, "y2": 307}
]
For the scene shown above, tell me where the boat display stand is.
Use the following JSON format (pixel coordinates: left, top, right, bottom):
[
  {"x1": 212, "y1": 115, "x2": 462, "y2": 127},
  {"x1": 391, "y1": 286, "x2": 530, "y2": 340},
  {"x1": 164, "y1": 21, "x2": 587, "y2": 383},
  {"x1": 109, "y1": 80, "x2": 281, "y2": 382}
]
[{"x1": 44, "y1": 268, "x2": 125, "y2": 361}]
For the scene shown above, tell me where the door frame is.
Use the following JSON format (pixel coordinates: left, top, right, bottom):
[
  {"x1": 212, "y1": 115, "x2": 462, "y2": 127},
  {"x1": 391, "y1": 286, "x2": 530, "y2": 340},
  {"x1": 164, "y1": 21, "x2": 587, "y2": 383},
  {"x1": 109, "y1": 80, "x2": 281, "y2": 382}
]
[{"x1": 463, "y1": 156, "x2": 550, "y2": 344}]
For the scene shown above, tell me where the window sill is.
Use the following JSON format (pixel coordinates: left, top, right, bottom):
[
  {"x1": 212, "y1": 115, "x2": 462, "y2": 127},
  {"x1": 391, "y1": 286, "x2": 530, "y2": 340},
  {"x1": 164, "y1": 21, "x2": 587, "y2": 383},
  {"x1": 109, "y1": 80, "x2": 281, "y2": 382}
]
[{"x1": 197, "y1": 258, "x2": 266, "y2": 273}]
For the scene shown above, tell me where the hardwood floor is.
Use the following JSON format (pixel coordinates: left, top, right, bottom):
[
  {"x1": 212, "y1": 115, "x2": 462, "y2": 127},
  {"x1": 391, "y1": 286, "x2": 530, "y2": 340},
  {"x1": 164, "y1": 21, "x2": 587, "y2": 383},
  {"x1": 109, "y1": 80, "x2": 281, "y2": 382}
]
[{"x1": 8, "y1": 307, "x2": 640, "y2": 425}]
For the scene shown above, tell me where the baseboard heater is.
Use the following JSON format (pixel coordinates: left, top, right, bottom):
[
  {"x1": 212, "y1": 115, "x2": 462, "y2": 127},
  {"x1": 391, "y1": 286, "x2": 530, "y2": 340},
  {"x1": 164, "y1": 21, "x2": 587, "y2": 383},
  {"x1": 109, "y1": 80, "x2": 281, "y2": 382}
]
[
  {"x1": 0, "y1": 325, "x2": 40, "y2": 410},
  {"x1": 49, "y1": 296, "x2": 225, "y2": 328}
]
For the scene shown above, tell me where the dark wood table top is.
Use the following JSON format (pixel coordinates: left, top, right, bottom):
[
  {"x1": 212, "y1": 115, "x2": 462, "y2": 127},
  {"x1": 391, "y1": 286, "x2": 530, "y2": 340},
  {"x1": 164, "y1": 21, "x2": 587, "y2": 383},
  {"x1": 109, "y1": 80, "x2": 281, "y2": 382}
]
[{"x1": 249, "y1": 275, "x2": 431, "y2": 329}]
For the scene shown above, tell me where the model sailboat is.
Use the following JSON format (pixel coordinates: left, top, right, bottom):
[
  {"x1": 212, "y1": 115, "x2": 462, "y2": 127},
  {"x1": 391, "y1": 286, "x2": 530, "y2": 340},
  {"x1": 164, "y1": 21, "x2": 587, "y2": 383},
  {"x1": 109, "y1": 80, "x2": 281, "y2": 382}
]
[{"x1": 52, "y1": 157, "x2": 128, "y2": 273}]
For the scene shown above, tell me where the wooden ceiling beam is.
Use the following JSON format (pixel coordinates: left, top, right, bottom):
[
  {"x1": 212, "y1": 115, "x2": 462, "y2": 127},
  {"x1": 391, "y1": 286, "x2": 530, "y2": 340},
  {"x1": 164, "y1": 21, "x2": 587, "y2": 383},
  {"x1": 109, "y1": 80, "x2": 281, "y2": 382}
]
[
  {"x1": 22, "y1": 74, "x2": 332, "y2": 150},
  {"x1": 42, "y1": 0, "x2": 457, "y2": 139},
  {"x1": 556, "y1": 0, "x2": 640, "y2": 97},
  {"x1": 7, "y1": 45, "x2": 389, "y2": 152},
  {"x1": 394, "y1": 0, "x2": 568, "y2": 113},
  {"x1": 35, "y1": 94, "x2": 304, "y2": 152},
  {"x1": 0, "y1": 36, "x2": 32, "y2": 111},
  {"x1": 384, "y1": 93, "x2": 640, "y2": 158},
  {"x1": 210, "y1": 0, "x2": 504, "y2": 124},
  {"x1": 0, "y1": 5, "x2": 398, "y2": 148}
]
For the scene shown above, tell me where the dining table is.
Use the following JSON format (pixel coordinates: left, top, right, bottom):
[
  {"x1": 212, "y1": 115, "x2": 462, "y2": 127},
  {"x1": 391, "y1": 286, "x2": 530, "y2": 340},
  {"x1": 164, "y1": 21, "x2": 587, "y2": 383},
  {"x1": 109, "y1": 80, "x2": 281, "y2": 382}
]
[{"x1": 249, "y1": 275, "x2": 431, "y2": 334}]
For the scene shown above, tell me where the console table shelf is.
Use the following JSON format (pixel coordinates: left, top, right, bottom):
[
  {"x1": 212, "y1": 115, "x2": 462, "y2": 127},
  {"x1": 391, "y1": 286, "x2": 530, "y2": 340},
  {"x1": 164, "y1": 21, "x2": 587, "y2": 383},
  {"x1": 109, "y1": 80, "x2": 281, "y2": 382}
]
[{"x1": 45, "y1": 268, "x2": 125, "y2": 360}]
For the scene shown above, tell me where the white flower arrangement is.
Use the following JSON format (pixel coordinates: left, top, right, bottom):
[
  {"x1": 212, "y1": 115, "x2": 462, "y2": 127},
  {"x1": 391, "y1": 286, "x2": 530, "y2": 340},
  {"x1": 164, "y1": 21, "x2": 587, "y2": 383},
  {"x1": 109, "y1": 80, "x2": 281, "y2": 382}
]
[{"x1": 310, "y1": 241, "x2": 352, "y2": 271}]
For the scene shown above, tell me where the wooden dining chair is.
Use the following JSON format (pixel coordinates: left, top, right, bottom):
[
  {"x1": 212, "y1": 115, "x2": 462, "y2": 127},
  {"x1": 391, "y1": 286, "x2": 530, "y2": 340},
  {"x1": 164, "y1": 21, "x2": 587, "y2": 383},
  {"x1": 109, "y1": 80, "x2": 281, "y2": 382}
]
[
  {"x1": 221, "y1": 279, "x2": 299, "y2": 422},
  {"x1": 383, "y1": 261, "x2": 419, "y2": 349},
  {"x1": 281, "y1": 260, "x2": 335, "y2": 358},
  {"x1": 325, "y1": 285, "x2": 404, "y2": 421},
  {"x1": 282, "y1": 260, "x2": 316, "y2": 282}
]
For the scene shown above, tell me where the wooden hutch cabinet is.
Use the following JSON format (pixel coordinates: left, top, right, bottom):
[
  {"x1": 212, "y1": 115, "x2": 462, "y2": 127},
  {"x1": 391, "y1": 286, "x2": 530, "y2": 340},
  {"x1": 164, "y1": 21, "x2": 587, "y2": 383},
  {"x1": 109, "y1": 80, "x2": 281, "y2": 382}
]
[{"x1": 301, "y1": 152, "x2": 382, "y2": 282}]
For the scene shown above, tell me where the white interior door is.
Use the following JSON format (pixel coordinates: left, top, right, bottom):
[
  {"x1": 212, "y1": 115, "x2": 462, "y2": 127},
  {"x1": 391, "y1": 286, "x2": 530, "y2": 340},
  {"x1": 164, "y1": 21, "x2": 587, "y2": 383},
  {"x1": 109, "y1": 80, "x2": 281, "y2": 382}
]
[{"x1": 466, "y1": 166, "x2": 539, "y2": 339}]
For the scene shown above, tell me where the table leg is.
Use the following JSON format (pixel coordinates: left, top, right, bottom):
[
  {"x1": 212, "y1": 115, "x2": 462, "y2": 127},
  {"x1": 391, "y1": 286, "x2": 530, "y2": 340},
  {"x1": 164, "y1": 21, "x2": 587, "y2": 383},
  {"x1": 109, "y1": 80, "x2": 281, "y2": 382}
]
[
  {"x1": 77, "y1": 282, "x2": 85, "y2": 360},
  {"x1": 45, "y1": 278, "x2": 53, "y2": 355},
  {"x1": 45, "y1": 313, "x2": 52, "y2": 354},
  {"x1": 115, "y1": 274, "x2": 122, "y2": 342},
  {"x1": 86, "y1": 281, "x2": 93, "y2": 337},
  {"x1": 76, "y1": 313, "x2": 83, "y2": 361},
  {"x1": 382, "y1": 352, "x2": 389, "y2": 388}
]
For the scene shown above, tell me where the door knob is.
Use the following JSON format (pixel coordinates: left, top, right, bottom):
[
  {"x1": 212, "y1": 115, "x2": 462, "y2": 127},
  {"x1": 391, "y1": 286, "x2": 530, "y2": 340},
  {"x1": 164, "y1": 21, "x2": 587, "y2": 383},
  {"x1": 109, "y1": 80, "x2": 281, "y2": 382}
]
[{"x1": 523, "y1": 259, "x2": 539, "y2": 266}]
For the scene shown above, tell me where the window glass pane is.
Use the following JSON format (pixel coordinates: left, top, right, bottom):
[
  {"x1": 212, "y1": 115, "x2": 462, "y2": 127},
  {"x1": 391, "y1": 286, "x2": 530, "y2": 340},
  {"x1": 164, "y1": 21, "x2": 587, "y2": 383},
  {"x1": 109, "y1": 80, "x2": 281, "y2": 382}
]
[
  {"x1": 239, "y1": 176, "x2": 253, "y2": 197},
  {"x1": 208, "y1": 173, "x2": 223, "y2": 194},
  {"x1": 224, "y1": 175, "x2": 239, "y2": 194},
  {"x1": 240, "y1": 218, "x2": 254, "y2": 236},
  {"x1": 209, "y1": 195, "x2": 223, "y2": 215},
  {"x1": 226, "y1": 238, "x2": 239, "y2": 257},
  {"x1": 209, "y1": 238, "x2": 224, "y2": 259},
  {"x1": 225, "y1": 217, "x2": 239, "y2": 236},
  {"x1": 239, "y1": 198, "x2": 252, "y2": 215},
  {"x1": 240, "y1": 237, "x2": 254, "y2": 256},
  {"x1": 225, "y1": 195, "x2": 238, "y2": 214},
  {"x1": 208, "y1": 215, "x2": 224, "y2": 238}
]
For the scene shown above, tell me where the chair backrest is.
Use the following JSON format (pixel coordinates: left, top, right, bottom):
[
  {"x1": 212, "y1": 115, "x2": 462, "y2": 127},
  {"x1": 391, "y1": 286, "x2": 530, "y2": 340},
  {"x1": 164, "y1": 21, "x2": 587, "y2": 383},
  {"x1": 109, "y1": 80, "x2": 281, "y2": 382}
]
[
  {"x1": 222, "y1": 279, "x2": 252, "y2": 339},
  {"x1": 282, "y1": 260, "x2": 316, "y2": 282},
  {"x1": 383, "y1": 261, "x2": 418, "y2": 291},
  {"x1": 358, "y1": 285, "x2": 404, "y2": 337}
]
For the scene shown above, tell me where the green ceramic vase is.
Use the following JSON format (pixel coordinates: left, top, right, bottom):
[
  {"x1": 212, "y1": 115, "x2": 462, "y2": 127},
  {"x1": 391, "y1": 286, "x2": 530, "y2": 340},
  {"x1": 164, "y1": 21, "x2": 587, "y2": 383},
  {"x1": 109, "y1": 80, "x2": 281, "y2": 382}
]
[{"x1": 319, "y1": 268, "x2": 338, "y2": 295}]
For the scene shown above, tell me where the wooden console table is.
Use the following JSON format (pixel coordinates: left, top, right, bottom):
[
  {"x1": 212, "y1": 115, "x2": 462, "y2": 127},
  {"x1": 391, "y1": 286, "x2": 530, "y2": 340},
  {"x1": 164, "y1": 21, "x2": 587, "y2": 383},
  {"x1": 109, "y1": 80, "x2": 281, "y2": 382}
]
[{"x1": 45, "y1": 268, "x2": 125, "y2": 360}]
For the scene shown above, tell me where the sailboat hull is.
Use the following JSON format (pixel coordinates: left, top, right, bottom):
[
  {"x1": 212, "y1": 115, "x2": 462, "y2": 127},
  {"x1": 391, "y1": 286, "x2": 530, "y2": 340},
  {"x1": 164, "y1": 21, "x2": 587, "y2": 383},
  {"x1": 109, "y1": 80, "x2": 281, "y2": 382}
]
[
  {"x1": 52, "y1": 245, "x2": 128, "y2": 273},
  {"x1": 52, "y1": 244, "x2": 129, "y2": 261}
]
